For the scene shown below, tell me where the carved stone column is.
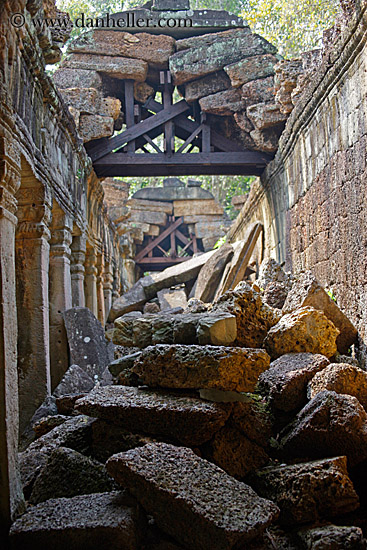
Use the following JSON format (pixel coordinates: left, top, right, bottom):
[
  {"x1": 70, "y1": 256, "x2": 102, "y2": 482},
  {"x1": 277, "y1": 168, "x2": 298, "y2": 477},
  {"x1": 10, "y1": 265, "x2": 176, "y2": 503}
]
[
  {"x1": 96, "y1": 252, "x2": 105, "y2": 325},
  {"x1": 84, "y1": 245, "x2": 98, "y2": 317},
  {"x1": 15, "y1": 186, "x2": 52, "y2": 435},
  {"x1": 0, "y1": 163, "x2": 25, "y2": 534},
  {"x1": 49, "y1": 206, "x2": 73, "y2": 390},
  {"x1": 103, "y1": 262, "x2": 114, "y2": 321},
  {"x1": 70, "y1": 233, "x2": 86, "y2": 307}
]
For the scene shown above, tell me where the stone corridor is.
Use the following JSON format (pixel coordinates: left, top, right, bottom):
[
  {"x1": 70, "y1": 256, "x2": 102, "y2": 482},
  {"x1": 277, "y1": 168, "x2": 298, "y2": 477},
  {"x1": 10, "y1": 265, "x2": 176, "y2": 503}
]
[{"x1": 1, "y1": 0, "x2": 367, "y2": 548}]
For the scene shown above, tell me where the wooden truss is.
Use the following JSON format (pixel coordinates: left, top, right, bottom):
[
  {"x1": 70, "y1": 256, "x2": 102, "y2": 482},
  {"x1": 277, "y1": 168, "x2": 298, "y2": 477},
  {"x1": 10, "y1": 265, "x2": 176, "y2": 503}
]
[
  {"x1": 86, "y1": 71, "x2": 273, "y2": 177},
  {"x1": 134, "y1": 216, "x2": 203, "y2": 271}
]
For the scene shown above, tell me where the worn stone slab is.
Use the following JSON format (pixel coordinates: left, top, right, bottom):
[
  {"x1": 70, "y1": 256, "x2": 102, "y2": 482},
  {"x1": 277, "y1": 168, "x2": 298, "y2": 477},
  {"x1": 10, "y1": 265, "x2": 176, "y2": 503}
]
[
  {"x1": 296, "y1": 524, "x2": 365, "y2": 549},
  {"x1": 63, "y1": 307, "x2": 113, "y2": 379},
  {"x1": 75, "y1": 385, "x2": 232, "y2": 446},
  {"x1": 257, "y1": 353, "x2": 330, "y2": 412},
  {"x1": 205, "y1": 424, "x2": 269, "y2": 478},
  {"x1": 109, "y1": 282, "x2": 151, "y2": 321},
  {"x1": 173, "y1": 199, "x2": 223, "y2": 216},
  {"x1": 184, "y1": 71, "x2": 231, "y2": 102},
  {"x1": 176, "y1": 29, "x2": 252, "y2": 52},
  {"x1": 264, "y1": 306, "x2": 340, "y2": 360},
  {"x1": 132, "y1": 344, "x2": 270, "y2": 392},
  {"x1": 199, "y1": 88, "x2": 244, "y2": 115},
  {"x1": 241, "y1": 76, "x2": 275, "y2": 106},
  {"x1": 196, "y1": 312, "x2": 237, "y2": 345},
  {"x1": 79, "y1": 113, "x2": 114, "y2": 142},
  {"x1": 59, "y1": 87, "x2": 100, "y2": 114},
  {"x1": 224, "y1": 54, "x2": 279, "y2": 88},
  {"x1": 170, "y1": 32, "x2": 277, "y2": 85},
  {"x1": 29, "y1": 446, "x2": 115, "y2": 504},
  {"x1": 251, "y1": 456, "x2": 359, "y2": 526},
  {"x1": 129, "y1": 209, "x2": 168, "y2": 226},
  {"x1": 133, "y1": 186, "x2": 215, "y2": 201},
  {"x1": 250, "y1": 127, "x2": 280, "y2": 153},
  {"x1": 107, "y1": 443, "x2": 279, "y2": 550},
  {"x1": 214, "y1": 282, "x2": 281, "y2": 348},
  {"x1": 53, "y1": 364, "x2": 95, "y2": 397},
  {"x1": 282, "y1": 271, "x2": 358, "y2": 354},
  {"x1": 19, "y1": 416, "x2": 95, "y2": 498},
  {"x1": 69, "y1": 30, "x2": 176, "y2": 68},
  {"x1": 9, "y1": 491, "x2": 146, "y2": 550},
  {"x1": 280, "y1": 391, "x2": 367, "y2": 466},
  {"x1": 308, "y1": 363, "x2": 367, "y2": 409},
  {"x1": 63, "y1": 53, "x2": 148, "y2": 81},
  {"x1": 157, "y1": 287, "x2": 188, "y2": 311},
  {"x1": 127, "y1": 198, "x2": 173, "y2": 214},
  {"x1": 247, "y1": 102, "x2": 287, "y2": 130},
  {"x1": 195, "y1": 243, "x2": 234, "y2": 303},
  {"x1": 53, "y1": 68, "x2": 104, "y2": 89}
]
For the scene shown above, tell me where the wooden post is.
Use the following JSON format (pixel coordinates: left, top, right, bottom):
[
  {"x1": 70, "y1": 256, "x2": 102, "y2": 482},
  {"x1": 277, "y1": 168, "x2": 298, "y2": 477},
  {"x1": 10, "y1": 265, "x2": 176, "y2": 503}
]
[{"x1": 125, "y1": 80, "x2": 135, "y2": 153}]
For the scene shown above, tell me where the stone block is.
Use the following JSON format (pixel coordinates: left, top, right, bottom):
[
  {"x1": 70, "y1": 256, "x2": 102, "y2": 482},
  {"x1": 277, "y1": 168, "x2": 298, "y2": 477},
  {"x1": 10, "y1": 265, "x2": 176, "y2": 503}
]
[
  {"x1": 170, "y1": 31, "x2": 277, "y2": 85},
  {"x1": 176, "y1": 28, "x2": 252, "y2": 52},
  {"x1": 257, "y1": 353, "x2": 330, "y2": 412},
  {"x1": 109, "y1": 280, "x2": 153, "y2": 321},
  {"x1": 215, "y1": 282, "x2": 281, "y2": 348},
  {"x1": 173, "y1": 199, "x2": 223, "y2": 216},
  {"x1": 63, "y1": 307, "x2": 113, "y2": 380},
  {"x1": 282, "y1": 271, "x2": 358, "y2": 354},
  {"x1": 296, "y1": 524, "x2": 365, "y2": 549},
  {"x1": 205, "y1": 424, "x2": 269, "y2": 478},
  {"x1": 69, "y1": 30, "x2": 176, "y2": 68},
  {"x1": 247, "y1": 102, "x2": 288, "y2": 130},
  {"x1": 109, "y1": 351, "x2": 141, "y2": 378},
  {"x1": 9, "y1": 492, "x2": 146, "y2": 550},
  {"x1": 250, "y1": 456, "x2": 359, "y2": 525},
  {"x1": 53, "y1": 68, "x2": 103, "y2": 90},
  {"x1": 196, "y1": 312, "x2": 237, "y2": 345},
  {"x1": 129, "y1": 209, "x2": 168, "y2": 226},
  {"x1": 78, "y1": 114, "x2": 114, "y2": 142},
  {"x1": 99, "y1": 96, "x2": 122, "y2": 119},
  {"x1": 194, "y1": 221, "x2": 226, "y2": 238},
  {"x1": 308, "y1": 363, "x2": 367, "y2": 409},
  {"x1": 280, "y1": 391, "x2": 367, "y2": 466},
  {"x1": 59, "y1": 87, "x2": 100, "y2": 114},
  {"x1": 52, "y1": 364, "x2": 95, "y2": 397},
  {"x1": 127, "y1": 198, "x2": 173, "y2": 214},
  {"x1": 63, "y1": 53, "x2": 148, "y2": 81},
  {"x1": 132, "y1": 344, "x2": 270, "y2": 392},
  {"x1": 250, "y1": 128, "x2": 281, "y2": 153},
  {"x1": 134, "y1": 81, "x2": 155, "y2": 103},
  {"x1": 106, "y1": 443, "x2": 279, "y2": 550},
  {"x1": 241, "y1": 76, "x2": 275, "y2": 106},
  {"x1": 233, "y1": 111, "x2": 254, "y2": 132},
  {"x1": 199, "y1": 88, "x2": 244, "y2": 116},
  {"x1": 157, "y1": 287, "x2": 188, "y2": 311},
  {"x1": 184, "y1": 71, "x2": 231, "y2": 102},
  {"x1": 195, "y1": 243, "x2": 234, "y2": 303},
  {"x1": 133, "y1": 186, "x2": 214, "y2": 201},
  {"x1": 224, "y1": 54, "x2": 279, "y2": 88},
  {"x1": 75, "y1": 385, "x2": 232, "y2": 446},
  {"x1": 29, "y1": 447, "x2": 115, "y2": 504},
  {"x1": 264, "y1": 306, "x2": 339, "y2": 360}
]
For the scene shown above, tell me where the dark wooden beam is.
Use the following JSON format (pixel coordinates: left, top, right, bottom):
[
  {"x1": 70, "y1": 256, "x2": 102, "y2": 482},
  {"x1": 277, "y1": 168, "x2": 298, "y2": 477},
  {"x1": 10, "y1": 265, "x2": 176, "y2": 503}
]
[
  {"x1": 135, "y1": 217, "x2": 184, "y2": 262},
  {"x1": 88, "y1": 100, "x2": 191, "y2": 161},
  {"x1": 94, "y1": 151, "x2": 273, "y2": 177}
]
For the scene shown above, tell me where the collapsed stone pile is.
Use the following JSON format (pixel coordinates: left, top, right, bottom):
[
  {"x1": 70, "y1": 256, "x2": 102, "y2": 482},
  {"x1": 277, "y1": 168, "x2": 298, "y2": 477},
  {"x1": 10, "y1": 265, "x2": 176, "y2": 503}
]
[{"x1": 9, "y1": 254, "x2": 367, "y2": 549}]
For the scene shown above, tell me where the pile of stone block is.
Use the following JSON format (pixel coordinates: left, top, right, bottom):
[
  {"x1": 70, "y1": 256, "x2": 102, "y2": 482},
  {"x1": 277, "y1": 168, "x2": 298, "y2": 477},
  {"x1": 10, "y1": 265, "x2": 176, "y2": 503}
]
[{"x1": 11, "y1": 258, "x2": 367, "y2": 549}]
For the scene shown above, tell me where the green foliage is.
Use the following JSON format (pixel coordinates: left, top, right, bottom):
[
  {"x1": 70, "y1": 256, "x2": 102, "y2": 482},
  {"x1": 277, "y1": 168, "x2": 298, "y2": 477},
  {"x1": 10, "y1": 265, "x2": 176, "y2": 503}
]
[
  {"x1": 241, "y1": 0, "x2": 340, "y2": 58},
  {"x1": 326, "y1": 289, "x2": 337, "y2": 303},
  {"x1": 213, "y1": 235, "x2": 227, "y2": 249}
]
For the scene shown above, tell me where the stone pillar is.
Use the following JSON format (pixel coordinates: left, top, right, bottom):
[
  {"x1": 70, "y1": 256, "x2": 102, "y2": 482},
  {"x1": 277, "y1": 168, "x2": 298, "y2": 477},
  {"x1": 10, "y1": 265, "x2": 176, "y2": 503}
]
[
  {"x1": 103, "y1": 261, "x2": 114, "y2": 321},
  {"x1": 49, "y1": 206, "x2": 73, "y2": 390},
  {"x1": 96, "y1": 252, "x2": 105, "y2": 325},
  {"x1": 0, "y1": 166, "x2": 24, "y2": 535},
  {"x1": 70, "y1": 233, "x2": 86, "y2": 307},
  {"x1": 15, "y1": 187, "x2": 52, "y2": 435},
  {"x1": 84, "y1": 245, "x2": 98, "y2": 317}
]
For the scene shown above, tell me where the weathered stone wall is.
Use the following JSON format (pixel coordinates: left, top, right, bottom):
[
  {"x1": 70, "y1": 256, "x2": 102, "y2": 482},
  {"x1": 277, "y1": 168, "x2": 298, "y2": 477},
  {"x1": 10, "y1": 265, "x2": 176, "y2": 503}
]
[
  {"x1": 0, "y1": 0, "x2": 125, "y2": 531},
  {"x1": 229, "y1": 2, "x2": 367, "y2": 362}
]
